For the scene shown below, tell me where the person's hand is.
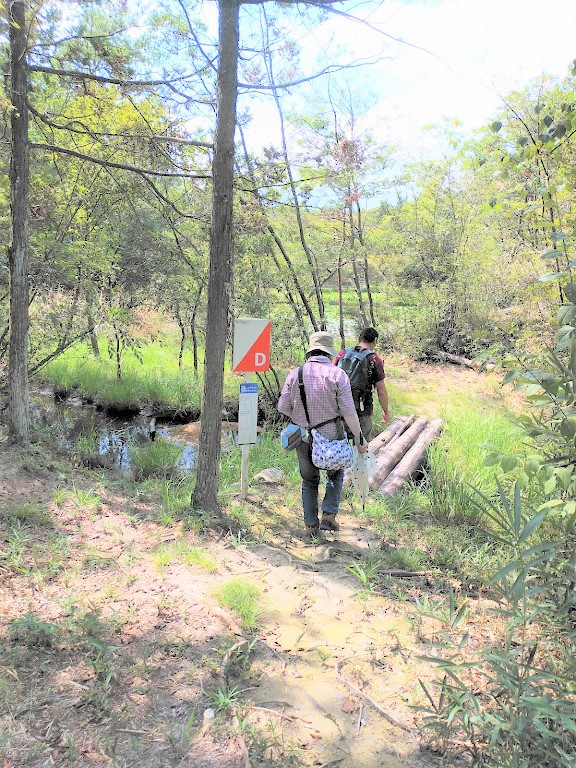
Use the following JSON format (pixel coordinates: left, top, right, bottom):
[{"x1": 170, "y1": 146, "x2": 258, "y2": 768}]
[
  {"x1": 381, "y1": 410, "x2": 389, "y2": 424},
  {"x1": 357, "y1": 443, "x2": 368, "y2": 454}
]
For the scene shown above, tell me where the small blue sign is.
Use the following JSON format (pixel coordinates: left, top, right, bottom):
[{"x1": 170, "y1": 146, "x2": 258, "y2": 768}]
[{"x1": 240, "y1": 383, "x2": 258, "y2": 394}]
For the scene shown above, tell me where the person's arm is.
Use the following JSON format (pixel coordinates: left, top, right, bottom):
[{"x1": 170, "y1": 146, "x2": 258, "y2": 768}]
[
  {"x1": 343, "y1": 410, "x2": 367, "y2": 453},
  {"x1": 277, "y1": 372, "x2": 295, "y2": 419},
  {"x1": 375, "y1": 379, "x2": 389, "y2": 424}
]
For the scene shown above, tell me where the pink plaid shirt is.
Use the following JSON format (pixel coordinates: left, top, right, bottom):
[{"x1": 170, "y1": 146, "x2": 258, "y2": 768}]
[{"x1": 277, "y1": 356, "x2": 358, "y2": 440}]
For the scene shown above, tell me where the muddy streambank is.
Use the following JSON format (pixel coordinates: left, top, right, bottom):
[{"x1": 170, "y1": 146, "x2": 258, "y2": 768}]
[{"x1": 25, "y1": 389, "x2": 260, "y2": 473}]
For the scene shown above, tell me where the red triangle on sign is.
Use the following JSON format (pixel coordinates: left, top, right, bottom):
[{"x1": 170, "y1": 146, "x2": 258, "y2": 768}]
[{"x1": 235, "y1": 323, "x2": 271, "y2": 372}]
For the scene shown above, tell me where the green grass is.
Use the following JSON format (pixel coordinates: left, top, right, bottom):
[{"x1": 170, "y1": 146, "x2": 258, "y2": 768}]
[
  {"x1": 152, "y1": 541, "x2": 218, "y2": 572},
  {"x1": 34, "y1": 339, "x2": 241, "y2": 409},
  {"x1": 219, "y1": 432, "x2": 302, "y2": 491},
  {"x1": 424, "y1": 401, "x2": 523, "y2": 523},
  {"x1": 131, "y1": 439, "x2": 185, "y2": 480},
  {"x1": 213, "y1": 578, "x2": 263, "y2": 629},
  {"x1": 344, "y1": 389, "x2": 524, "y2": 581}
]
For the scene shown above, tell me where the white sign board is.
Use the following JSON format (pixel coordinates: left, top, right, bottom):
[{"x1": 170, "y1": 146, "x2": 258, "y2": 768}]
[{"x1": 237, "y1": 382, "x2": 258, "y2": 446}]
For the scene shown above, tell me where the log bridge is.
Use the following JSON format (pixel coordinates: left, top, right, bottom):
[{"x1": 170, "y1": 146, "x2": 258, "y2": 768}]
[{"x1": 347, "y1": 415, "x2": 444, "y2": 498}]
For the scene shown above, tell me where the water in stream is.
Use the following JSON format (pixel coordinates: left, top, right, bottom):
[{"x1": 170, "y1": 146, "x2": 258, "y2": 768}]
[{"x1": 30, "y1": 392, "x2": 206, "y2": 473}]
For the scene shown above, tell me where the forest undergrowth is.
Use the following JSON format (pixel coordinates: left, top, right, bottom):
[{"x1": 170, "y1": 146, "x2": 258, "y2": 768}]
[{"x1": 1, "y1": 360, "x2": 576, "y2": 767}]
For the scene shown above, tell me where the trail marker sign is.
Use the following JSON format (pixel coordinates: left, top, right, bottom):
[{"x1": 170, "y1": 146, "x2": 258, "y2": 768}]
[{"x1": 233, "y1": 318, "x2": 271, "y2": 373}]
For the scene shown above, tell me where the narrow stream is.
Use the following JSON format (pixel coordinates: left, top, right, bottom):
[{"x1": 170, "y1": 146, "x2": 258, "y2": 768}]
[{"x1": 29, "y1": 392, "x2": 237, "y2": 474}]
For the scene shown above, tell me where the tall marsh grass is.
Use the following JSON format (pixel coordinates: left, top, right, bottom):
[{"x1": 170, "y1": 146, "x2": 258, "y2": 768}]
[
  {"x1": 426, "y1": 401, "x2": 524, "y2": 523},
  {"x1": 35, "y1": 341, "x2": 240, "y2": 409}
]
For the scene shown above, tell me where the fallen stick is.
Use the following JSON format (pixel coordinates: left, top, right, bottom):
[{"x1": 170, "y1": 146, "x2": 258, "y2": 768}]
[
  {"x1": 380, "y1": 569, "x2": 428, "y2": 578},
  {"x1": 335, "y1": 659, "x2": 413, "y2": 733},
  {"x1": 379, "y1": 419, "x2": 443, "y2": 497},
  {"x1": 369, "y1": 417, "x2": 429, "y2": 489},
  {"x1": 219, "y1": 639, "x2": 249, "y2": 687},
  {"x1": 433, "y1": 351, "x2": 478, "y2": 370}
]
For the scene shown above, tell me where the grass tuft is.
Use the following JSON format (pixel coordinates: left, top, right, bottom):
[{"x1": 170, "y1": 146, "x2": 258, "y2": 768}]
[
  {"x1": 131, "y1": 439, "x2": 185, "y2": 480},
  {"x1": 213, "y1": 578, "x2": 263, "y2": 629}
]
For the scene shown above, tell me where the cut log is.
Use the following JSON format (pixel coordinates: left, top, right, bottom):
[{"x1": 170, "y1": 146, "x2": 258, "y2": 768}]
[
  {"x1": 368, "y1": 415, "x2": 415, "y2": 456},
  {"x1": 343, "y1": 415, "x2": 416, "y2": 488},
  {"x1": 433, "y1": 351, "x2": 477, "y2": 370},
  {"x1": 368, "y1": 417, "x2": 429, "y2": 490},
  {"x1": 378, "y1": 419, "x2": 443, "y2": 498}
]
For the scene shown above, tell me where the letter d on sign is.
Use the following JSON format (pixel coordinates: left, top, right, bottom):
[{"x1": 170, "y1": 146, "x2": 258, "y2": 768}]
[{"x1": 254, "y1": 352, "x2": 266, "y2": 367}]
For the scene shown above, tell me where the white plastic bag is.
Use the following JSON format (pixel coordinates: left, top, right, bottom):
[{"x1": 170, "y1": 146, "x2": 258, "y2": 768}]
[{"x1": 348, "y1": 448, "x2": 376, "y2": 509}]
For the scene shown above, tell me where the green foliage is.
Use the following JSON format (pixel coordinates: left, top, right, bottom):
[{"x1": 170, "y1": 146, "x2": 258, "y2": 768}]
[
  {"x1": 0, "y1": 522, "x2": 31, "y2": 575},
  {"x1": 69, "y1": 486, "x2": 101, "y2": 511},
  {"x1": 9, "y1": 613, "x2": 59, "y2": 648},
  {"x1": 0, "y1": 501, "x2": 52, "y2": 526},
  {"x1": 208, "y1": 684, "x2": 243, "y2": 713},
  {"x1": 421, "y1": 398, "x2": 523, "y2": 523},
  {"x1": 488, "y1": 273, "x2": 576, "y2": 521},
  {"x1": 416, "y1": 482, "x2": 576, "y2": 767},
  {"x1": 346, "y1": 557, "x2": 383, "y2": 597},
  {"x1": 152, "y1": 541, "x2": 218, "y2": 572},
  {"x1": 36, "y1": 342, "x2": 207, "y2": 410}
]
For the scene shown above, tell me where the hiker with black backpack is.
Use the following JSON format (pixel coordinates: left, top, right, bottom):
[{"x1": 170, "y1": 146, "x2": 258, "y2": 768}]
[
  {"x1": 334, "y1": 327, "x2": 389, "y2": 441},
  {"x1": 278, "y1": 331, "x2": 367, "y2": 542}
]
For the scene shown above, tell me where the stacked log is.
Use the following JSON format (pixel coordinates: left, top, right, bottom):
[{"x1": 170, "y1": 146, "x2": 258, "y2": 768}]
[
  {"x1": 368, "y1": 417, "x2": 428, "y2": 490},
  {"x1": 368, "y1": 414, "x2": 415, "y2": 454},
  {"x1": 379, "y1": 419, "x2": 443, "y2": 498},
  {"x1": 345, "y1": 414, "x2": 443, "y2": 498}
]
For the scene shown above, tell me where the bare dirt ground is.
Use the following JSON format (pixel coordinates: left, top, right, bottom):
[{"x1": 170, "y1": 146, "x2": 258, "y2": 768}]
[{"x1": 0, "y1": 364, "x2": 508, "y2": 768}]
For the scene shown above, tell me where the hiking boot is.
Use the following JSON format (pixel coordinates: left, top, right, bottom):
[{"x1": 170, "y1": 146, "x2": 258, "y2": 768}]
[
  {"x1": 305, "y1": 525, "x2": 324, "y2": 543},
  {"x1": 320, "y1": 514, "x2": 340, "y2": 532}
]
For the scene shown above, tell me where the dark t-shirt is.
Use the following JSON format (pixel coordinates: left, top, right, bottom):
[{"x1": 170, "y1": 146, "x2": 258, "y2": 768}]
[{"x1": 333, "y1": 346, "x2": 385, "y2": 415}]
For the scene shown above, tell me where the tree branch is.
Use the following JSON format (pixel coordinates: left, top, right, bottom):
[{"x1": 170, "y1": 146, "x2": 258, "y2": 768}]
[
  {"x1": 32, "y1": 29, "x2": 128, "y2": 49},
  {"x1": 28, "y1": 103, "x2": 213, "y2": 147},
  {"x1": 29, "y1": 143, "x2": 211, "y2": 179},
  {"x1": 29, "y1": 63, "x2": 210, "y2": 88},
  {"x1": 238, "y1": 57, "x2": 390, "y2": 91}
]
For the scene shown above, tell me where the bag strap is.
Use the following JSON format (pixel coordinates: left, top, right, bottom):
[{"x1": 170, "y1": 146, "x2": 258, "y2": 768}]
[
  {"x1": 297, "y1": 366, "x2": 311, "y2": 426},
  {"x1": 298, "y1": 365, "x2": 342, "y2": 434}
]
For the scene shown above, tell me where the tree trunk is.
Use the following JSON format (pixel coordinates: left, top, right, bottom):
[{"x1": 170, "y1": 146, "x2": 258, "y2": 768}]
[
  {"x1": 7, "y1": 0, "x2": 30, "y2": 445},
  {"x1": 87, "y1": 309, "x2": 100, "y2": 359},
  {"x1": 337, "y1": 244, "x2": 345, "y2": 350},
  {"x1": 175, "y1": 310, "x2": 186, "y2": 369},
  {"x1": 114, "y1": 329, "x2": 122, "y2": 380},
  {"x1": 192, "y1": 0, "x2": 239, "y2": 514},
  {"x1": 189, "y1": 280, "x2": 204, "y2": 378},
  {"x1": 369, "y1": 416, "x2": 428, "y2": 490},
  {"x1": 355, "y1": 200, "x2": 376, "y2": 326},
  {"x1": 261, "y1": 27, "x2": 325, "y2": 329},
  {"x1": 378, "y1": 419, "x2": 444, "y2": 497},
  {"x1": 348, "y1": 201, "x2": 367, "y2": 327},
  {"x1": 238, "y1": 126, "x2": 318, "y2": 333}
]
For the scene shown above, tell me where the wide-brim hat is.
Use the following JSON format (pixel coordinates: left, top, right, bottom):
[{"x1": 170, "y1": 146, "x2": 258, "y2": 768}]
[{"x1": 307, "y1": 331, "x2": 337, "y2": 357}]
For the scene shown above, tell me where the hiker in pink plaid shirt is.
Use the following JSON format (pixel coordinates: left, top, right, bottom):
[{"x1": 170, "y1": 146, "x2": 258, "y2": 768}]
[{"x1": 278, "y1": 331, "x2": 367, "y2": 542}]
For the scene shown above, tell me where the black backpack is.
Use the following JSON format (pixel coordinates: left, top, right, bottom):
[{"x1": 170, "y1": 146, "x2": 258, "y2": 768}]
[{"x1": 337, "y1": 347, "x2": 374, "y2": 414}]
